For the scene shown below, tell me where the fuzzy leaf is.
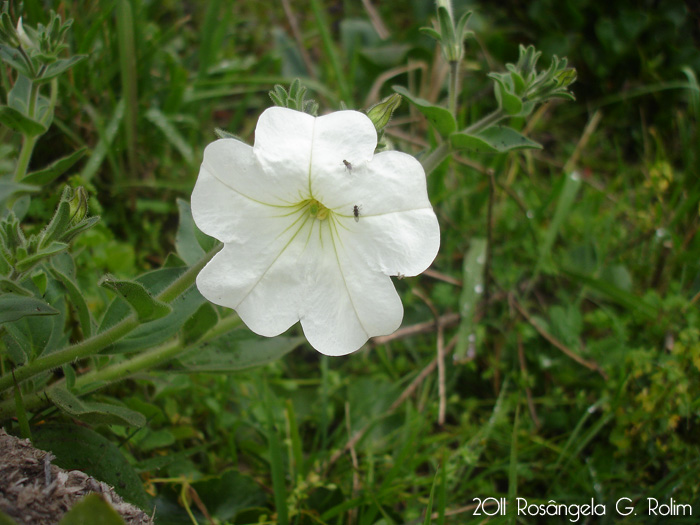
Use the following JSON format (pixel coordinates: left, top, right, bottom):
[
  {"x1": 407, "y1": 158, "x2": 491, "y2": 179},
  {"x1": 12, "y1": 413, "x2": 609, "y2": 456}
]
[
  {"x1": 99, "y1": 274, "x2": 172, "y2": 322},
  {"x1": 393, "y1": 85, "x2": 456, "y2": 137},
  {"x1": 0, "y1": 105, "x2": 46, "y2": 136},
  {"x1": 0, "y1": 293, "x2": 58, "y2": 323},
  {"x1": 176, "y1": 329, "x2": 303, "y2": 372},
  {"x1": 48, "y1": 386, "x2": 146, "y2": 427},
  {"x1": 450, "y1": 126, "x2": 542, "y2": 153},
  {"x1": 23, "y1": 147, "x2": 88, "y2": 185}
]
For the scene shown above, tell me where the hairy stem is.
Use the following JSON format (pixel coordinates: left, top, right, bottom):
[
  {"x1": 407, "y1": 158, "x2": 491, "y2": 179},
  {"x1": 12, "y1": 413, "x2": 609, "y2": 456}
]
[{"x1": 0, "y1": 244, "x2": 222, "y2": 395}]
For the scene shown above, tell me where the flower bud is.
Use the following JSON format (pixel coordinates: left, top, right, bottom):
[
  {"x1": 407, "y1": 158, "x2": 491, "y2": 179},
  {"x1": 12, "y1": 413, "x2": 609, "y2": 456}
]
[{"x1": 366, "y1": 93, "x2": 401, "y2": 133}]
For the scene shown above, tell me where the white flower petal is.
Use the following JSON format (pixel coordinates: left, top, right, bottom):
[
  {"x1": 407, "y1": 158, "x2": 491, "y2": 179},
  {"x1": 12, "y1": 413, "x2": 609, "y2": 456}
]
[
  {"x1": 310, "y1": 110, "x2": 377, "y2": 177},
  {"x1": 253, "y1": 107, "x2": 315, "y2": 201},
  {"x1": 192, "y1": 164, "x2": 292, "y2": 244},
  {"x1": 201, "y1": 138, "x2": 300, "y2": 206},
  {"x1": 320, "y1": 150, "x2": 440, "y2": 277},
  {"x1": 298, "y1": 225, "x2": 403, "y2": 355}
]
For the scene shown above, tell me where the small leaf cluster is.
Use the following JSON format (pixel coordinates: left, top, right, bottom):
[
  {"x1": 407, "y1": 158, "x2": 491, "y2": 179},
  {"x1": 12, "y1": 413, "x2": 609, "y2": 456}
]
[
  {"x1": 269, "y1": 79, "x2": 319, "y2": 116},
  {"x1": 420, "y1": 4, "x2": 473, "y2": 63},
  {"x1": 0, "y1": 5, "x2": 86, "y2": 83},
  {"x1": 489, "y1": 45, "x2": 576, "y2": 117},
  {"x1": 0, "y1": 187, "x2": 97, "y2": 279}
]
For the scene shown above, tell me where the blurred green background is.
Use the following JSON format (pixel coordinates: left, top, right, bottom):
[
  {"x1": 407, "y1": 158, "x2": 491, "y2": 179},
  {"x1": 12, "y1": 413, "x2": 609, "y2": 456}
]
[{"x1": 3, "y1": 0, "x2": 700, "y2": 523}]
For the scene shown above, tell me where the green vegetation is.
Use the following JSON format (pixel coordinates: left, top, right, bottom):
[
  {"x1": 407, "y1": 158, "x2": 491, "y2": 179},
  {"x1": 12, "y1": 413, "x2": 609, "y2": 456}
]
[{"x1": 1, "y1": 0, "x2": 699, "y2": 523}]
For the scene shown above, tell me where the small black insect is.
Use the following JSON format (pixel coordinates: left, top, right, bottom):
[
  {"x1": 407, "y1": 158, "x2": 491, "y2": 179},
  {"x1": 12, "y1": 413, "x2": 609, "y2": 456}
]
[
  {"x1": 343, "y1": 159, "x2": 352, "y2": 171},
  {"x1": 353, "y1": 205, "x2": 360, "y2": 222}
]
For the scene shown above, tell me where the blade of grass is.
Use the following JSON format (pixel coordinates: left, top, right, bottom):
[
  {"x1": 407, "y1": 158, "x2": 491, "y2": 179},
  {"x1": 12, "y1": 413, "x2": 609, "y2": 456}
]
[
  {"x1": 455, "y1": 237, "x2": 487, "y2": 361},
  {"x1": 116, "y1": 0, "x2": 138, "y2": 175},
  {"x1": 309, "y1": 0, "x2": 351, "y2": 103},
  {"x1": 536, "y1": 171, "x2": 582, "y2": 275},
  {"x1": 261, "y1": 380, "x2": 289, "y2": 525},
  {"x1": 81, "y1": 98, "x2": 125, "y2": 182}
]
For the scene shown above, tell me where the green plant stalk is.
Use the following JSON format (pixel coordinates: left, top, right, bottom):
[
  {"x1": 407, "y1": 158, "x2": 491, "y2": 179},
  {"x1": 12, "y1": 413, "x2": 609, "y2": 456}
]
[
  {"x1": 463, "y1": 108, "x2": 505, "y2": 134},
  {"x1": 12, "y1": 80, "x2": 41, "y2": 182},
  {"x1": 0, "y1": 244, "x2": 221, "y2": 395},
  {"x1": 448, "y1": 60, "x2": 459, "y2": 117},
  {"x1": 0, "y1": 312, "x2": 241, "y2": 421},
  {"x1": 420, "y1": 142, "x2": 451, "y2": 175},
  {"x1": 420, "y1": 109, "x2": 507, "y2": 175}
]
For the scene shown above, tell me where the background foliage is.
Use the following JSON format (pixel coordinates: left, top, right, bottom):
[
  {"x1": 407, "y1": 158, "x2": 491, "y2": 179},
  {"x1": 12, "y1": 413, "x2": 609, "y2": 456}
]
[{"x1": 1, "y1": 0, "x2": 700, "y2": 523}]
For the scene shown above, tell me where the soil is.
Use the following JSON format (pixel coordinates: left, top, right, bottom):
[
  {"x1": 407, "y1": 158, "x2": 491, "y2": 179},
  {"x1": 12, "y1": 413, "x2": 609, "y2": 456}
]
[{"x1": 0, "y1": 428, "x2": 153, "y2": 524}]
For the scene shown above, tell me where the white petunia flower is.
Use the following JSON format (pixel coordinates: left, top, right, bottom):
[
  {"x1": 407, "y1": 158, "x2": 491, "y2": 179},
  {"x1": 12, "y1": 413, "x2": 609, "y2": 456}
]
[{"x1": 191, "y1": 107, "x2": 440, "y2": 356}]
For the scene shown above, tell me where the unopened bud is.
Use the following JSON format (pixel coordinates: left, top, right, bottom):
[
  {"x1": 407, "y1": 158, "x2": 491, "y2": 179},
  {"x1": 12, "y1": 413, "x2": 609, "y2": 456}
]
[
  {"x1": 68, "y1": 186, "x2": 88, "y2": 224},
  {"x1": 366, "y1": 93, "x2": 401, "y2": 133}
]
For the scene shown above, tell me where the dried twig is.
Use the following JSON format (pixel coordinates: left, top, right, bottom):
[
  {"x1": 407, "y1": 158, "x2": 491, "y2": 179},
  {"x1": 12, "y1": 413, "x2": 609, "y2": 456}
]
[
  {"x1": 510, "y1": 294, "x2": 608, "y2": 378},
  {"x1": 412, "y1": 288, "x2": 446, "y2": 425}
]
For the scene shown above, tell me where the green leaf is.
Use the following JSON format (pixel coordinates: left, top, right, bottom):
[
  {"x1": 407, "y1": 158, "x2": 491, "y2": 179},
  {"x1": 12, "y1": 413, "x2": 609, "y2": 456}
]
[
  {"x1": 0, "y1": 293, "x2": 58, "y2": 323},
  {"x1": 15, "y1": 241, "x2": 69, "y2": 272},
  {"x1": 23, "y1": 147, "x2": 88, "y2": 185},
  {"x1": 0, "y1": 278, "x2": 33, "y2": 295},
  {"x1": 58, "y1": 494, "x2": 126, "y2": 525},
  {"x1": 182, "y1": 302, "x2": 218, "y2": 345},
  {"x1": 392, "y1": 85, "x2": 456, "y2": 137},
  {"x1": 81, "y1": 98, "x2": 124, "y2": 182},
  {"x1": 144, "y1": 107, "x2": 195, "y2": 165},
  {"x1": 50, "y1": 265, "x2": 93, "y2": 339},
  {"x1": 48, "y1": 386, "x2": 147, "y2": 427},
  {"x1": 36, "y1": 55, "x2": 88, "y2": 83},
  {"x1": 32, "y1": 424, "x2": 152, "y2": 511},
  {"x1": 450, "y1": 125, "x2": 542, "y2": 153},
  {"x1": 99, "y1": 274, "x2": 172, "y2": 322},
  {"x1": 98, "y1": 267, "x2": 204, "y2": 353},
  {"x1": 454, "y1": 237, "x2": 487, "y2": 362},
  {"x1": 490, "y1": 74, "x2": 523, "y2": 115},
  {"x1": 177, "y1": 330, "x2": 303, "y2": 372},
  {"x1": 0, "y1": 105, "x2": 46, "y2": 136},
  {"x1": 0, "y1": 43, "x2": 33, "y2": 77}
]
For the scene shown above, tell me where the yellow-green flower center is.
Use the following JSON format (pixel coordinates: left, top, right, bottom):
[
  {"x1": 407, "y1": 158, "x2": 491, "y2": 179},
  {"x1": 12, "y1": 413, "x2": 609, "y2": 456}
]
[{"x1": 308, "y1": 198, "x2": 330, "y2": 221}]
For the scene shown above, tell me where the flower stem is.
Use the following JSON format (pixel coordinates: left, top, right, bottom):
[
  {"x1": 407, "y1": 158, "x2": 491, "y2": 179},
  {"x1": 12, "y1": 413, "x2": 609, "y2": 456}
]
[
  {"x1": 0, "y1": 244, "x2": 222, "y2": 395},
  {"x1": 421, "y1": 142, "x2": 451, "y2": 175},
  {"x1": 463, "y1": 108, "x2": 506, "y2": 134},
  {"x1": 13, "y1": 80, "x2": 41, "y2": 183},
  {"x1": 448, "y1": 60, "x2": 459, "y2": 117}
]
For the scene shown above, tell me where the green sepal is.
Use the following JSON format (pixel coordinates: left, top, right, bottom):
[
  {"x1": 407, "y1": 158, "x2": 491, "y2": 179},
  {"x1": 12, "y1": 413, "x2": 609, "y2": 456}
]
[
  {"x1": 48, "y1": 386, "x2": 146, "y2": 427},
  {"x1": 450, "y1": 126, "x2": 542, "y2": 153},
  {"x1": 58, "y1": 494, "x2": 127, "y2": 525},
  {"x1": 23, "y1": 147, "x2": 88, "y2": 185},
  {"x1": 366, "y1": 93, "x2": 401, "y2": 134},
  {"x1": 393, "y1": 85, "x2": 456, "y2": 137},
  {"x1": 0, "y1": 293, "x2": 59, "y2": 324},
  {"x1": 99, "y1": 274, "x2": 172, "y2": 322},
  {"x1": 0, "y1": 105, "x2": 47, "y2": 136}
]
